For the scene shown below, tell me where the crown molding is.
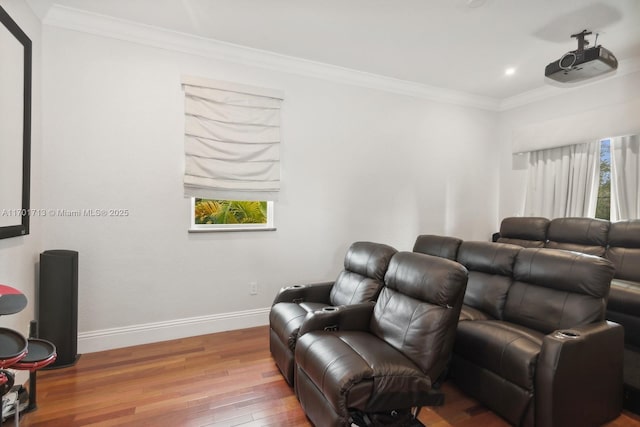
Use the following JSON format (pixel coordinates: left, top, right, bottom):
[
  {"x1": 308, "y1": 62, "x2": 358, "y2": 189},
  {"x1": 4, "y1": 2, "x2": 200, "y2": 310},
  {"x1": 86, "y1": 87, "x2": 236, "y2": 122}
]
[
  {"x1": 499, "y1": 56, "x2": 640, "y2": 111},
  {"x1": 41, "y1": 4, "x2": 640, "y2": 112},
  {"x1": 42, "y1": 4, "x2": 501, "y2": 111}
]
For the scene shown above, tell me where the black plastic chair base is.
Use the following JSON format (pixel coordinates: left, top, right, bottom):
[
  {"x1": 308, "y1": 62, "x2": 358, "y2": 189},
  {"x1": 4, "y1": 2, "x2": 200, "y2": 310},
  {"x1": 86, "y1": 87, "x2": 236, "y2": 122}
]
[{"x1": 349, "y1": 409, "x2": 426, "y2": 427}]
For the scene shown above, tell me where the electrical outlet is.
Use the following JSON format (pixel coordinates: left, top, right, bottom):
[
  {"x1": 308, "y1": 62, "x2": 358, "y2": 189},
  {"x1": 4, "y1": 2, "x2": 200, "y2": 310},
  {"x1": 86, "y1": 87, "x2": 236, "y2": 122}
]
[{"x1": 249, "y1": 281, "x2": 258, "y2": 295}]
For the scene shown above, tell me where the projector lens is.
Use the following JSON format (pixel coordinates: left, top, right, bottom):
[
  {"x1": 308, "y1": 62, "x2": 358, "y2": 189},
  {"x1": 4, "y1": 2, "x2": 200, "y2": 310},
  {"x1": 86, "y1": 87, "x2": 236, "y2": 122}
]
[{"x1": 559, "y1": 52, "x2": 576, "y2": 70}]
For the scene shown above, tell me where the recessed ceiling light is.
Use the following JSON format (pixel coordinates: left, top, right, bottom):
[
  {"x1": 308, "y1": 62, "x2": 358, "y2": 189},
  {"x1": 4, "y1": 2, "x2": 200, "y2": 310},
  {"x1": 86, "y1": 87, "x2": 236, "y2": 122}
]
[{"x1": 505, "y1": 67, "x2": 516, "y2": 76}]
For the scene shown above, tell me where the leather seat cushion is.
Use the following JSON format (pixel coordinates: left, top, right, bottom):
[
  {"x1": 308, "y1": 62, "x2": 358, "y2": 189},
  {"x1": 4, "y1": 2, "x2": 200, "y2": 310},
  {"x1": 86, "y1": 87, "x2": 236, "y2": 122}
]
[
  {"x1": 545, "y1": 241, "x2": 606, "y2": 256},
  {"x1": 455, "y1": 320, "x2": 543, "y2": 390},
  {"x1": 459, "y1": 304, "x2": 494, "y2": 321},
  {"x1": 270, "y1": 302, "x2": 329, "y2": 351},
  {"x1": 608, "y1": 281, "x2": 640, "y2": 314},
  {"x1": 608, "y1": 281, "x2": 640, "y2": 349},
  {"x1": 296, "y1": 330, "x2": 430, "y2": 413}
]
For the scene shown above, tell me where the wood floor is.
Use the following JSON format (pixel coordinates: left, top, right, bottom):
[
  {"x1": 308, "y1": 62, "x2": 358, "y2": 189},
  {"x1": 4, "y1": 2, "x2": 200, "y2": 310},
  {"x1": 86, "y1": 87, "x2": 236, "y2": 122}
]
[{"x1": 7, "y1": 326, "x2": 640, "y2": 427}]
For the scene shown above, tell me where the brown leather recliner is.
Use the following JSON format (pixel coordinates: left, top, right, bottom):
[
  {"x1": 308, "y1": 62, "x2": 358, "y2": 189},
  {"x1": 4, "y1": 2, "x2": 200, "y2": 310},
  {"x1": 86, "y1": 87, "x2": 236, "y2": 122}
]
[
  {"x1": 451, "y1": 248, "x2": 623, "y2": 427},
  {"x1": 545, "y1": 217, "x2": 610, "y2": 256},
  {"x1": 269, "y1": 241, "x2": 397, "y2": 385},
  {"x1": 413, "y1": 234, "x2": 463, "y2": 260},
  {"x1": 497, "y1": 217, "x2": 550, "y2": 248},
  {"x1": 455, "y1": 240, "x2": 521, "y2": 322},
  {"x1": 607, "y1": 220, "x2": 640, "y2": 351},
  {"x1": 294, "y1": 252, "x2": 468, "y2": 426}
]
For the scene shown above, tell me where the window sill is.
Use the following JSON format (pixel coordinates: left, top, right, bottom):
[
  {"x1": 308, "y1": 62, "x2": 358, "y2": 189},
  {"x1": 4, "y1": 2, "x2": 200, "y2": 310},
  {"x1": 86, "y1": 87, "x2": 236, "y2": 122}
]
[{"x1": 189, "y1": 227, "x2": 276, "y2": 233}]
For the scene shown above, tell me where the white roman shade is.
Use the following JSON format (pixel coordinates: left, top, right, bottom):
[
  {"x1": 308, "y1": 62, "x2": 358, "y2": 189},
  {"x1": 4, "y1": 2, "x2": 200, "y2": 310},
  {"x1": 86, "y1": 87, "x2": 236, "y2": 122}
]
[{"x1": 182, "y1": 76, "x2": 284, "y2": 201}]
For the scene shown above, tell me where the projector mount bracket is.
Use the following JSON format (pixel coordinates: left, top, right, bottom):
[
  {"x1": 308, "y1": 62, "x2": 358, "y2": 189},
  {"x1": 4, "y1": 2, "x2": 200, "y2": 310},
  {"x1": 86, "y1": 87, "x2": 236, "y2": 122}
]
[{"x1": 559, "y1": 30, "x2": 592, "y2": 71}]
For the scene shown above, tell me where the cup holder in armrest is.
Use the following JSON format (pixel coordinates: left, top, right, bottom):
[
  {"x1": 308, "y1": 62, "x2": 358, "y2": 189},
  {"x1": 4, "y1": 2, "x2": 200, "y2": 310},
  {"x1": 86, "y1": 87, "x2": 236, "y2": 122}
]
[
  {"x1": 322, "y1": 306, "x2": 338, "y2": 312},
  {"x1": 554, "y1": 330, "x2": 580, "y2": 339}
]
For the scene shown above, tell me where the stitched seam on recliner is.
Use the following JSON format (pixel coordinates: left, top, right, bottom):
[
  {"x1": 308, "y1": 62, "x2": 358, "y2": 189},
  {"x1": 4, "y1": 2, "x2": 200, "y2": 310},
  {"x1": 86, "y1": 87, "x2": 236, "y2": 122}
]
[
  {"x1": 284, "y1": 312, "x2": 306, "y2": 329},
  {"x1": 557, "y1": 292, "x2": 570, "y2": 328},
  {"x1": 526, "y1": 250, "x2": 536, "y2": 282},
  {"x1": 618, "y1": 248, "x2": 627, "y2": 278},
  {"x1": 568, "y1": 253, "x2": 579, "y2": 295},
  {"x1": 307, "y1": 337, "x2": 359, "y2": 394},
  {"x1": 585, "y1": 220, "x2": 592, "y2": 245},
  {"x1": 320, "y1": 352, "x2": 354, "y2": 392},
  {"x1": 335, "y1": 335, "x2": 374, "y2": 398},
  {"x1": 490, "y1": 246, "x2": 500, "y2": 275},
  {"x1": 379, "y1": 289, "x2": 393, "y2": 314},
  {"x1": 488, "y1": 322, "x2": 543, "y2": 344},
  {"x1": 499, "y1": 336, "x2": 522, "y2": 380},
  {"x1": 401, "y1": 304, "x2": 421, "y2": 349},
  {"x1": 365, "y1": 249, "x2": 375, "y2": 280},
  {"x1": 348, "y1": 276, "x2": 368, "y2": 305},
  {"x1": 340, "y1": 335, "x2": 375, "y2": 374}
]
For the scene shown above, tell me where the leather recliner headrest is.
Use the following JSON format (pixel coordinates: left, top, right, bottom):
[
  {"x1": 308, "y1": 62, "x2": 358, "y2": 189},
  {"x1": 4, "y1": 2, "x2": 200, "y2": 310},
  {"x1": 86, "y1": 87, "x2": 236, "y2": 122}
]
[
  {"x1": 413, "y1": 235, "x2": 463, "y2": 261},
  {"x1": 500, "y1": 217, "x2": 549, "y2": 241},
  {"x1": 514, "y1": 248, "x2": 614, "y2": 298},
  {"x1": 343, "y1": 241, "x2": 397, "y2": 281},
  {"x1": 457, "y1": 241, "x2": 521, "y2": 276},
  {"x1": 608, "y1": 220, "x2": 640, "y2": 248},
  {"x1": 384, "y1": 252, "x2": 468, "y2": 307}
]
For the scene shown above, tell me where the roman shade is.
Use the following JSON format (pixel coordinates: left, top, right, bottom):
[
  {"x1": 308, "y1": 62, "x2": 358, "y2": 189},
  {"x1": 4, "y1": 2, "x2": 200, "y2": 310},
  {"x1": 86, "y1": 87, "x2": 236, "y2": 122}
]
[{"x1": 182, "y1": 76, "x2": 284, "y2": 201}]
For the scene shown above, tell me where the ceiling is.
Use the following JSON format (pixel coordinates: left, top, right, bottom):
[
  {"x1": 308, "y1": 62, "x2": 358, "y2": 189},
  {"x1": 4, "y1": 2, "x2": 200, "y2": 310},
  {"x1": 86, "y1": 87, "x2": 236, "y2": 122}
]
[{"x1": 27, "y1": 0, "x2": 640, "y2": 101}]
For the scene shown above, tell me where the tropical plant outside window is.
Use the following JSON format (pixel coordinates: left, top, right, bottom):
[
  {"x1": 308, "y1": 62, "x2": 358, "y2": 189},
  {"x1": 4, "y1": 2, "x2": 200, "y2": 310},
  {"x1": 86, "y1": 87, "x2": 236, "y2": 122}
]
[
  {"x1": 595, "y1": 139, "x2": 611, "y2": 220},
  {"x1": 190, "y1": 199, "x2": 275, "y2": 232}
]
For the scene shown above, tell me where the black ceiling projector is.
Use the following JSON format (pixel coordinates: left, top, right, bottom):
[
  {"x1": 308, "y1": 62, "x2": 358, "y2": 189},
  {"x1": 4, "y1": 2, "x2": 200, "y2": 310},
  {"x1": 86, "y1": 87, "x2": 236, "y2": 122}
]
[{"x1": 545, "y1": 30, "x2": 618, "y2": 83}]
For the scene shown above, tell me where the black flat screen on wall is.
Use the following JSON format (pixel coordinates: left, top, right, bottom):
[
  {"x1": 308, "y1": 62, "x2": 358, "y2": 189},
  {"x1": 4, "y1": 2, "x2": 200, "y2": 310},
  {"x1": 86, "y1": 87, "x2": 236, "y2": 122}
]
[{"x1": 0, "y1": 5, "x2": 31, "y2": 240}]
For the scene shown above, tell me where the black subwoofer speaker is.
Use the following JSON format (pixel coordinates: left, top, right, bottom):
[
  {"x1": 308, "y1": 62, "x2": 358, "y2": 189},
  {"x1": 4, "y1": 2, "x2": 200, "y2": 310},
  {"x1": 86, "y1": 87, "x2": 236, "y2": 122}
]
[{"x1": 38, "y1": 249, "x2": 79, "y2": 368}]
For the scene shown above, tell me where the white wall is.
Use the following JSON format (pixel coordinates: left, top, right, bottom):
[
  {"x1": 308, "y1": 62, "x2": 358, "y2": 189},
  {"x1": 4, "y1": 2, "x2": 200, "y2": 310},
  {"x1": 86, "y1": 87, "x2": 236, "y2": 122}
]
[
  {"x1": 40, "y1": 24, "x2": 499, "y2": 351},
  {"x1": 0, "y1": 0, "x2": 41, "y2": 340},
  {"x1": 497, "y1": 70, "x2": 640, "y2": 219}
]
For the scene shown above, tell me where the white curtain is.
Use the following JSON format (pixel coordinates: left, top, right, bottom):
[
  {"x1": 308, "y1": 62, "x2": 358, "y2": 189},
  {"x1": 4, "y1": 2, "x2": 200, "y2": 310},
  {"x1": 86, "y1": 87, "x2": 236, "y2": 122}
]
[
  {"x1": 524, "y1": 141, "x2": 600, "y2": 218},
  {"x1": 610, "y1": 134, "x2": 640, "y2": 220},
  {"x1": 182, "y1": 76, "x2": 284, "y2": 201}
]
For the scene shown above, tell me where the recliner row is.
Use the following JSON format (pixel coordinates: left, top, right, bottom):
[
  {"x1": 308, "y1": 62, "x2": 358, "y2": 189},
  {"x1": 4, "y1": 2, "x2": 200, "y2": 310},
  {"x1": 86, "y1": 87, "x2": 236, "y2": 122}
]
[
  {"x1": 270, "y1": 237, "x2": 624, "y2": 426},
  {"x1": 270, "y1": 242, "x2": 469, "y2": 426},
  {"x1": 414, "y1": 235, "x2": 623, "y2": 427},
  {"x1": 269, "y1": 241, "x2": 398, "y2": 386},
  {"x1": 495, "y1": 216, "x2": 640, "y2": 414}
]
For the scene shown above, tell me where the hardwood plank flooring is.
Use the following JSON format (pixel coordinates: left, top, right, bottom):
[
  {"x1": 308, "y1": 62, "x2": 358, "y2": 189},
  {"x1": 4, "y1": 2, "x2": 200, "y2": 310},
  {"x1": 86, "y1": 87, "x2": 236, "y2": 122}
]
[{"x1": 5, "y1": 326, "x2": 639, "y2": 426}]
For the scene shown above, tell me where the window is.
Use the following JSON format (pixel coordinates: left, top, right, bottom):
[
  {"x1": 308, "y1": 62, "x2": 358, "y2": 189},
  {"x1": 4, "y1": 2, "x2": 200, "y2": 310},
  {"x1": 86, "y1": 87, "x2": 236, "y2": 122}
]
[
  {"x1": 181, "y1": 76, "x2": 282, "y2": 233},
  {"x1": 595, "y1": 139, "x2": 611, "y2": 220},
  {"x1": 190, "y1": 198, "x2": 274, "y2": 232}
]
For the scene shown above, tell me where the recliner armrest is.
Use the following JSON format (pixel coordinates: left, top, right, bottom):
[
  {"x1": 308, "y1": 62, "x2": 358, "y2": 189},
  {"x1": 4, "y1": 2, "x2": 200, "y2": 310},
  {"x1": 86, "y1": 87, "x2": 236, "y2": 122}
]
[
  {"x1": 271, "y1": 281, "x2": 334, "y2": 305},
  {"x1": 297, "y1": 302, "x2": 375, "y2": 337},
  {"x1": 536, "y1": 321, "x2": 624, "y2": 427}
]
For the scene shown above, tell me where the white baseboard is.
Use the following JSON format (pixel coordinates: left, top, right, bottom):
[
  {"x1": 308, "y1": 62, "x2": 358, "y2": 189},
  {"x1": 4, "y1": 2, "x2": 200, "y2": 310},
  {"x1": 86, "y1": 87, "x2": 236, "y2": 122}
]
[{"x1": 78, "y1": 307, "x2": 270, "y2": 353}]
